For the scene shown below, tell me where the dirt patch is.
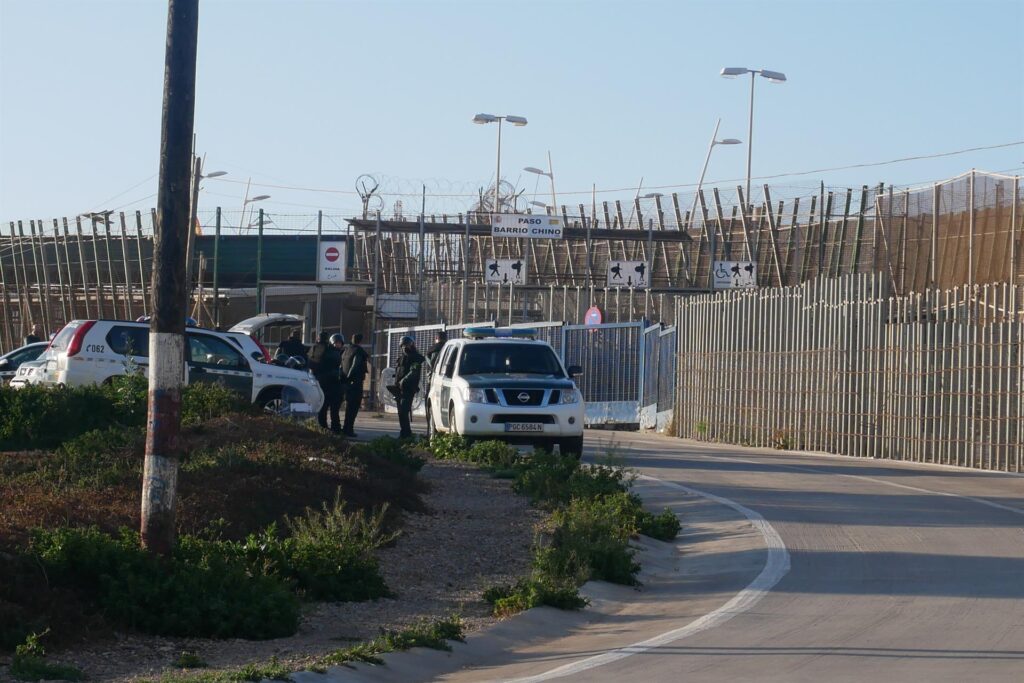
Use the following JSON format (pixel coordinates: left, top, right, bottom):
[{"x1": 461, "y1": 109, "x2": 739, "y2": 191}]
[{"x1": 16, "y1": 458, "x2": 543, "y2": 682}]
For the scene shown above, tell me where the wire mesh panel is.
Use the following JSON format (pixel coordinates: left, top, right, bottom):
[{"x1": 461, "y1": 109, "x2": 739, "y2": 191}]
[
  {"x1": 562, "y1": 322, "x2": 643, "y2": 424},
  {"x1": 657, "y1": 325, "x2": 677, "y2": 420}
]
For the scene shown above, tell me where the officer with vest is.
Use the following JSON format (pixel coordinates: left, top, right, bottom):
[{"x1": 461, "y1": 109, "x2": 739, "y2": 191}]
[
  {"x1": 340, "y1": 333, "x2": 368, "y2": 437},
  {"x1": 395, "y1": 336, "x2": 425, "y2": 439}
]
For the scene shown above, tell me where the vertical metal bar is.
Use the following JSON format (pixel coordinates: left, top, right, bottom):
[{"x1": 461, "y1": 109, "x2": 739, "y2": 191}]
[
  {"x1": 74, "y1": 217, "x2": 91, "y2": 319},
  {"x1": 968, "y1": 171, "x2": 975, "y2": 290},
  {"x1": 256, "y1": 208, "x2": 264, "y2": 313},
  {"x1": 103, "y1": 215, "x2": 120, "y2": 319},
  {"x1": 89, "y1": 218, "x2": 104, "y2": 318},
  {"x1": 60, "y1": 218, "x2": 77, "y2": 321},
  {"x1": 0, "y1": 233, "x2": 13, "y2": 350},
  {"x1": 28, "y1": 221, "x2": 51, "y2": 334},
  {"x1": 51, "y1": 219, "x2": 69, "y2": 325},
  {"x1": 212, "y1": 208, "x2": 221, "y2": 328},
  {"x1": 119, "y1": 212, "x2": 134, "y2": 320},
  {"x1": 136, "y1": 211, "x2": 149, "y2": 314}
]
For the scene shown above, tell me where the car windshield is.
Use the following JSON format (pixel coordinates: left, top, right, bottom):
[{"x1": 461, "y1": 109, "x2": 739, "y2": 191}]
[{"x1": 458, "y1": 343, "x2": 563, "y2": 377}]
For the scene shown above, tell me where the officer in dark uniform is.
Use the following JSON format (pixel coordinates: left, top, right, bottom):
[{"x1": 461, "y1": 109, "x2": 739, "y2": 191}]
[
  {"x1": 23, "y1": 324, "x2": 42, "y2": 346},
  {"x1": 314, "y1": 333, "x2": 344, "y2": 433},
  {"x1": 425, "y1": 330, "x2": 447, "y2": 371},
  {"x1": 276, "y1": 329, "x2": 308, "y2": 363},
  {"x1": 340, "y1": 333, "x2": 369, "y2": 437},
  {"x1": 395, "y1": 336, "x2": 425, "y2": 439}
]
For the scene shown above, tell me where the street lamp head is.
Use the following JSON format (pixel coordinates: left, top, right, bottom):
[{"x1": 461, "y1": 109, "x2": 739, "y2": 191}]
[
  {"x1": 251, "y1": 194, "x2": 270, "y2": 202},
  {"x1": 716, "y1": 138, "x2": 742, "y2": 145},
  {"x1": 642, "y1": 192, "x2": 664, "y2": 199},
  {"x1": 204, "y1": 171, "x2": 227, "y2": 179},
  {"x1": 473, "y1": 113, "x2": 498, "y2": 124},
  {"x1": 760, "y1": 69, "x2": 787, "y2": 82},
  {"x1": 529, "y1": 201, "x2": 549, "y2": 208},
  {"x1": 505, "y1": 115, "x2": 528, "y2": 126},
  {"x1": 720, "y1": 67, "x2": 750, "y2": 77},
  {"x1": 523, "y1": 166, "x2": 549, "y2": 176}
]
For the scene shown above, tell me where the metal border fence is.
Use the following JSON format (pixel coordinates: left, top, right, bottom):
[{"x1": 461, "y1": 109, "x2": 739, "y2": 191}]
[{"x1": 674, "y1": 272, "x2": 1024, "y2": 472}]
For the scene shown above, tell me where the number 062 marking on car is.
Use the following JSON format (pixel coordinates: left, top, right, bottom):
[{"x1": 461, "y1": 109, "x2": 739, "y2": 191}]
[{"x1": 85, "y1": 344, "x2": 105, "y2": 353}]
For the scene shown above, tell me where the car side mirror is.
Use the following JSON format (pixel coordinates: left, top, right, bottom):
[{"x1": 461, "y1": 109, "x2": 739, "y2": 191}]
[{"x1": 567, "y1": 364, "x2": 583, "y2": 377}]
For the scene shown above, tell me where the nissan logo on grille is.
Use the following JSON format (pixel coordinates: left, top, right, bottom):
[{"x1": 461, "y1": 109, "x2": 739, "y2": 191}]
[{"x1": 517, "y1": 392, "x2": 530, "y2": 403}]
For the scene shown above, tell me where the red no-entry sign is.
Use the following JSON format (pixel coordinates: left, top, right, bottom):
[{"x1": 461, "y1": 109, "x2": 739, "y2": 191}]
[{"x1": 325, "y1": 246, "x2": 340, "y2": 262}]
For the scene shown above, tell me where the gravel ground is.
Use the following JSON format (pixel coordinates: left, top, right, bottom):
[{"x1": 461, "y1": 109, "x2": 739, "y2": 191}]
[{"x1": 28, "y1": 458, "x2": 543, "y2": 682}]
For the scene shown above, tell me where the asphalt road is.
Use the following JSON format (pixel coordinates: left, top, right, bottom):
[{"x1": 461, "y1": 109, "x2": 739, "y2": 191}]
[{"x1": 339, "y1": 416, "x2": 1024, "y2": 683}]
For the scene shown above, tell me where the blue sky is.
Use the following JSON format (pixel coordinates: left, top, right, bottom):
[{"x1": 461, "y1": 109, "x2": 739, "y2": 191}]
[{"x1": 1, "y1": 0, "x2": 1022, "y2": 225}]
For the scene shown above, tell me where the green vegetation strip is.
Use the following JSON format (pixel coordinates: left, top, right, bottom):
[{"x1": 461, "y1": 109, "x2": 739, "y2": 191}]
[
  {"x1": 425, "y1": 434, "x2": 681, "y2": 616},
  {"x1": 153, "y1": 617, "x2": 465, "y2": 683}
]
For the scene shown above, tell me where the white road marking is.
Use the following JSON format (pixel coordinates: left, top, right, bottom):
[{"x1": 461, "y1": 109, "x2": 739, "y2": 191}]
[{"x1": 490, "y1": 476, "x2": 791, "y2": 683}]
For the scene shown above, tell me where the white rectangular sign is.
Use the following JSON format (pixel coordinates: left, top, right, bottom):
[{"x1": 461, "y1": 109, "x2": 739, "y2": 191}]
[
  {"x1": 491, "y1": 213, "x2": 563, "y2": 239},
  {"x1": 318, "y1": 240, "x2": 347, "y2": 282},
  {"x1": 484, "y1": 258, "x2": 527, "y2": 285},
  {"x1": 713, "y1": 260, "x2": 757, "y2": 289},
  {"x1": 606, "y1": 260, "x2": 650, "y2": 289}
]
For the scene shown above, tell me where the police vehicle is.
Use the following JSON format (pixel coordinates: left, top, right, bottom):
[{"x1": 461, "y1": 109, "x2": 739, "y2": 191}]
[{"x1": 425, "y1": 327, "x2": 585, "y2": 457}]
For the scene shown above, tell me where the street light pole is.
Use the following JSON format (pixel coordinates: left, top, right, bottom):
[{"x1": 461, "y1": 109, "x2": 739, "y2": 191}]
[
  {"x1": 721, "y1": 66, "x2": 787, "y2": 212},
  {"x1": 746, "y1": 71, "x2": 755, "y2": 207},
  {"x1": 473, "y1": 113, "x2": 527, "y2": 215},
  {"x1": 688, "y1": 118, "x2": 741, "y2": 232},
  {"x1": 495, "y1": 117, "x2": 502, "y2": 215}
]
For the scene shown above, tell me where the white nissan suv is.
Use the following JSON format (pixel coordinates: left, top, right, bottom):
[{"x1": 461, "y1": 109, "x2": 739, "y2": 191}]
[
  {"x1": 425, "y1": 327, "x2": 585, "y2": 456},
  {"x1": 31, "y1": 319, "x2": 324, "y2": 414}
]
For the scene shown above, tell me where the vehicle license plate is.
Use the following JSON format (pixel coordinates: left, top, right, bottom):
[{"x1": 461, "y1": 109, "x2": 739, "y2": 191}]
[{"x1": 505, "y1": 423, "x2": 544, "y2": 433}]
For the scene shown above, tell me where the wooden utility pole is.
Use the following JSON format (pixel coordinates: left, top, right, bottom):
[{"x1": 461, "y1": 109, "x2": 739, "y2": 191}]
[{"x1": 141, "y1": 0, "x2": 199, "y2": 556}]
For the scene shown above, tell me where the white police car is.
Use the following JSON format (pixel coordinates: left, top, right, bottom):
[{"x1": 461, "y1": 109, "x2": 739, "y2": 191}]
[{"x1": 425, "y1": 327, "x2": 585, "y2": 456}]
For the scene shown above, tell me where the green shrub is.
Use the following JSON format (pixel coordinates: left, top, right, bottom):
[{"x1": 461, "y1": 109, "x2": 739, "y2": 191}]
[
  {"x1": 362, "y1": 437, "x2": 426, "y2": 472},
  {"x1": 48, "y1": 426, "x2": 143, "y2": 487},
  {"x1": 173, "y1": 650, "x2": 207, "y2": 669},
  {"x1": 0, "y1": 377, "x2": 251, "y2": 452},
  {"x1": 0, "y1": 384, "x2": 138, "y2": 451},
  {"x1": 637, "y1": 507, "x2": 681, "y2": 541},
  {"x1": 466, "y1": 440, "x2": 518, "y2": 470},
  {"x1": 483, "y1": 575, "x2": 587, "y2": 616},
  {"x1": 279, "y1": 494, "x2": 395, "y2": 601},
  {"x1": 30, "y1": 527, "x2": 300, "y2": 640},
  {"x1": 512, "y1": 450, "x2": 630, "y2": 508},
  {"x1": 316, "y1": 616, "x2": 465, "y2": 668},
  {"x1": 534, "y1": 493, "x2": 641, "y2": 586},
  {"x1": 426, "y1": 432, "x2": 468, "y2": 460},
  {"x1": 9, "y1": 630, "x2": 84, "y2": 682},
  {"x1": 181, "y1": 382, "x2": 253, "y2": 425}
]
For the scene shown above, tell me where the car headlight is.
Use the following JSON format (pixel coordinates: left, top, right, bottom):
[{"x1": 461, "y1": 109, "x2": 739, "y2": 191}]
[
  {"x1": 463, "y1": 387, "x2": 488, "y2": 403},
  {"x1": 559, "y1": 389, "x2": 580, "y2": 404}
]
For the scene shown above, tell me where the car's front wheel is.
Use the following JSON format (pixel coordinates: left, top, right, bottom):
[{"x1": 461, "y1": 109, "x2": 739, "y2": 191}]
[
  {"x1": 559, "y1": 436, "x2": 584, "y2": 459},
  {"x1": 258, "y1": 387, "x2": 286, "y2": 414}
]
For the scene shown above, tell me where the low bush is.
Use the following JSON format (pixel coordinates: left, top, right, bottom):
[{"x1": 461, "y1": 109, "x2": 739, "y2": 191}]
[
  {"x1": 47, "y1": 426, "x2": 143, "y2": 488},
  {"x1": 0, "y1": 377, "x2": 254, "y2": 452},
  {"x1": 315, "y1": 616, "x2": 465, "y2": 669},
  {"x1": 279, "y1": 495, "x2": 395, "y2": 601},
  {"x1": 361, "y1": 437, "x2": 426, "y2": 472},
  {"x1": 637, "y1": 507, "x2": 682, "y2": 542},
  {"x1": 512, "y1": 449, "x2": 631, "y2": 508},
  {"x1": 466, "y1": 439, "x2": 518, "y2": 470},
  {"x1": 483, "y1": 575, "x2": 588, "y2": 616},
  {"x1": 30, "y1": 527, "x2": 301, "y2": 640},
  {"x1": 425, "y1": 432, "x2": 468, "y2": 461},
  {"x1": 534, "y1": 493, "x2": 641, "y2": 586},
  {"x1": 9, "y1": 630, "x2": 84, "y2": 682}
]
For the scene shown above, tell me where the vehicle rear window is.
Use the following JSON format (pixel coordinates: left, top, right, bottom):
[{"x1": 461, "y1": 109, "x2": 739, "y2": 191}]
[
  {"x1": 457, "y1": 343, "x2": 563, "y2": 376},
  {"x1": 107, "y1": 325, "x2": 150, "y2": 357},
  {"x1": 48, "y1": 322, "x2": 81, "y2": 352}
]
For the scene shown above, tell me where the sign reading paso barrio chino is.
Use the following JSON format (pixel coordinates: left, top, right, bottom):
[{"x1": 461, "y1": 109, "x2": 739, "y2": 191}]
[{"x1": 490, "y1": 213, "x2": 563, "y2": 239}]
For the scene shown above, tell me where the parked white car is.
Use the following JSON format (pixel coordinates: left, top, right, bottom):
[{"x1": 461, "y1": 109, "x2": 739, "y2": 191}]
[
  {"x1": 425, "y1": 327, "x2": 585, "y2": 456},
  {"x1": 32, "y1": 319, "x2": 323, "y2": 413},
  {"x1": 0, "y1": 342, "x2": 49, "y2": 384}
]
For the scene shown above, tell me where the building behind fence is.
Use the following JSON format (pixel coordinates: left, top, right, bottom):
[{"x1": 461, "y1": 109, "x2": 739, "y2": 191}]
[{"x1": 674, "y1": 273, "x2": 1024, "y2": 473}]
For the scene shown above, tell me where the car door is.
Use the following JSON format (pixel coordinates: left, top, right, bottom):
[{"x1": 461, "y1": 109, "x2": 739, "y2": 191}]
[
  {"x1": 187, "y1": 332, "x2": 254, "y2": 400},
  {"x1": 439, "y1": 346, "x2": 459, "y2": 428}
]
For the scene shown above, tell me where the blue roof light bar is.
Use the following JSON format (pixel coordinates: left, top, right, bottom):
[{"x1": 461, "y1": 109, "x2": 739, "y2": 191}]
[{"x1": 464, "y1": 327, "x2": 538, "y2": 340}]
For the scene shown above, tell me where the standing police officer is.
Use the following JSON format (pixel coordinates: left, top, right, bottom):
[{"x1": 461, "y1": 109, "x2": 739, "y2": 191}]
[
  {"x1": 395, "y1": 336, "x2": 425, "y2": 439},
  {"x1": 425, "y1": 330, "x2": 447, "y2": 371},
  {"x1": 314, "y1": 333, "x2": 344, "y2": 433},
  {"x1": 340, "y1": 333, "x2": 368, "y2": 437}
]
